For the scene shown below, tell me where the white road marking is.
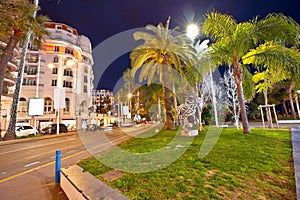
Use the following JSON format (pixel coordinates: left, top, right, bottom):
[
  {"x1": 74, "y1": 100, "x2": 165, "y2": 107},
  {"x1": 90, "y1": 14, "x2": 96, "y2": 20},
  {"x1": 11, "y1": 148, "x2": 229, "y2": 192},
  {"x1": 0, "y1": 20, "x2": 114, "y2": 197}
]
[
  {"x1": 66, "y1": 150, "x2": 76, "y2": 154},
  {"x1": 0, "y1": 171, "x2": 7, "y2": 175},
  {"x1": 24, "y1": 161, "x2": 40, "y2": 168},
  {"x1": 50, "y1": 156, "x2": 56, "y2": 159}
]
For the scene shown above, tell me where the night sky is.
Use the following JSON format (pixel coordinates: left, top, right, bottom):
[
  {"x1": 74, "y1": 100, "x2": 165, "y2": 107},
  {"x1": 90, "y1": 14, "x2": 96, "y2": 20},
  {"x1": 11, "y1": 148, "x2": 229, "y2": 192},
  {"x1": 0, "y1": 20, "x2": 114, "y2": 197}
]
[{"x1": 39, "y1": 0, "x2": 300, "y2": 91}]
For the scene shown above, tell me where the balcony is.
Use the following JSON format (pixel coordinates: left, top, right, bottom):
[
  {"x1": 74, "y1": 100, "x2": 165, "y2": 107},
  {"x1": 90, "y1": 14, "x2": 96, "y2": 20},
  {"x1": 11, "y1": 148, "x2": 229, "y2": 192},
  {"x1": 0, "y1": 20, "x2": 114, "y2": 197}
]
[
  {"x1": 7, "y1": 59, "x2": 18, "y2": 71},
  {"x1": 26, "y1": 70, "x2": 37, "y2": 75},
  {"x1": 26, "y1": 58, "x2": 38, "y2": 63},
  {"x1": 4, "y1": 72, "x2": 16, "y2": 86}
]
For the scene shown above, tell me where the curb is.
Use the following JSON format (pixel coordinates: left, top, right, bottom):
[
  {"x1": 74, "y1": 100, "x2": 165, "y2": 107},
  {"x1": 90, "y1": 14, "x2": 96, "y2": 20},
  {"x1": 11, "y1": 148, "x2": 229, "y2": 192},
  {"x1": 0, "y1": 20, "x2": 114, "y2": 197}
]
[{"x1": 0, "y1": 131, "x2": 78, "y2": 146}]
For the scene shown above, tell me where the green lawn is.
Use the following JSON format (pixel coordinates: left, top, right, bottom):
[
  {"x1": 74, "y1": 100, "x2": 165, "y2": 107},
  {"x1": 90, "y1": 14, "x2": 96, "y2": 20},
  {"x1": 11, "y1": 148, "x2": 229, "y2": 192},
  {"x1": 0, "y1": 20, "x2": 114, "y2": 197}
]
[{"x1": 78, "y1": 127, "x2": 295, "y2": 200}]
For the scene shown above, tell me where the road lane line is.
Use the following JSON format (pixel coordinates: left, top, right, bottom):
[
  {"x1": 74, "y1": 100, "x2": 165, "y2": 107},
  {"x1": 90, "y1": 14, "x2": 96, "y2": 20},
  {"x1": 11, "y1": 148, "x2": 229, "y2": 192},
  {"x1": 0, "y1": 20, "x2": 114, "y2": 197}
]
[
  {"x1": 66, "y1": 150, "x2": 76, "y2": 154},
  {"x1": 24, "y1": 161, "x2": 40, "y2": 168},
  {"x1": 0, "y1": 134, "x2": 131, "y2": 184},
  {"x1": 0, "y1": 172, "x2": 7, "y2": 175},
  {"x1": 0, "y1": 125, "x2": 156, "y2": 184}
]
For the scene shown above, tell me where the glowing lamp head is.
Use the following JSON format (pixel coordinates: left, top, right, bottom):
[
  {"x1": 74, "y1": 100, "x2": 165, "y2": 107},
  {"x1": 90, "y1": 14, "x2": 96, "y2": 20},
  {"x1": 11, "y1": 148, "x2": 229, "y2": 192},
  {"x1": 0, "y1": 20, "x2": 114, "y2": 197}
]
[{"x1": 186, "y1": 24, "x2": 199, "y2": 40}]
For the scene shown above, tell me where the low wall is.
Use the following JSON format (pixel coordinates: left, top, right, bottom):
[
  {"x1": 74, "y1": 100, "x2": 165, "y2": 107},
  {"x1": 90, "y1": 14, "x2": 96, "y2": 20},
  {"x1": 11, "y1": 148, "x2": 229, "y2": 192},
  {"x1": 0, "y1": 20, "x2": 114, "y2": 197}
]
[{"x1": 60, "y1": 165, "x2": 129, "y2": 200}]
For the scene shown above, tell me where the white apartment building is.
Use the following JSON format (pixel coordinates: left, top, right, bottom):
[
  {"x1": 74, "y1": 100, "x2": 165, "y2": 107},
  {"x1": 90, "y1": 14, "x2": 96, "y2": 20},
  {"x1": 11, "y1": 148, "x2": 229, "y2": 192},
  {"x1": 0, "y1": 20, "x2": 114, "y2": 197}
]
[{"x1": 18, "y1": 22, "x2": 94, "y2": 130}]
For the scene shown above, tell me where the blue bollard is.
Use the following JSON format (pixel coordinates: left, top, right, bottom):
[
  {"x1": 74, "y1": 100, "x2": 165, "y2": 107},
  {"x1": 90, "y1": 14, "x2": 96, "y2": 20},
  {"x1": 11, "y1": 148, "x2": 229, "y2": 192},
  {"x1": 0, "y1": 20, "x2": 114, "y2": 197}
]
[{"x1": 55, "y1": 150, "x2": 61, "y2": 183}]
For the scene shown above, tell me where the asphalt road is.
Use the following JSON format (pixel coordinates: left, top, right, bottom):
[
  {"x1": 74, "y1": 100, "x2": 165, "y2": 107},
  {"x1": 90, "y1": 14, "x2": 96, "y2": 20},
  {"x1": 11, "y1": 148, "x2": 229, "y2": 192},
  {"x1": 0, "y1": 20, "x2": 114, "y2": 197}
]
[{"x1": 0, "y1": 124, "x2": 159, "y2": 200}]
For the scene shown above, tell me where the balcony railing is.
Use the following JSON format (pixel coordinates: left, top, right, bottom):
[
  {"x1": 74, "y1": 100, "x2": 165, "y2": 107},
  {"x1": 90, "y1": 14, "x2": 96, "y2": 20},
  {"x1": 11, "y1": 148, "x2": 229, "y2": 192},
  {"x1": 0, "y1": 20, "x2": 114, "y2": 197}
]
[
  {"x1": 4, "y1": 72, "x2": 16, "y2": 82},
  {"x1": 26, "y1": 71, "x2": 37, "y2": 75}
]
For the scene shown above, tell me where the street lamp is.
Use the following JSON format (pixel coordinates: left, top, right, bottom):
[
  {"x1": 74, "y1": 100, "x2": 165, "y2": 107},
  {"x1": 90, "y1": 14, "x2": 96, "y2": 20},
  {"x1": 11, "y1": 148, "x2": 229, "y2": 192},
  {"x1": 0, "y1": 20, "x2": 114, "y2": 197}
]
[
  {"x1": 48, "y1": 57, "x2": 76, "y2": 134},
  {"x1": 186, "y1": 23, "x2": 219, "y2": 127},
  {"x1": 186, "y1": 24, "x2": 199, "y2": 41}
]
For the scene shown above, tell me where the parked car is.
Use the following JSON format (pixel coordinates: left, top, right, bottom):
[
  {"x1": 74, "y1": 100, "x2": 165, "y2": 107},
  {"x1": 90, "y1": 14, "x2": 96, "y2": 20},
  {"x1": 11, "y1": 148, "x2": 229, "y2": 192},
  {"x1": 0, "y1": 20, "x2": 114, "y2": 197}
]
[
  {"x1": 15, "y1": 125, "x2": 38, "y2": 137},
  {"x1": 41, "y1": 123, "x2": 68, "y2": 134}
]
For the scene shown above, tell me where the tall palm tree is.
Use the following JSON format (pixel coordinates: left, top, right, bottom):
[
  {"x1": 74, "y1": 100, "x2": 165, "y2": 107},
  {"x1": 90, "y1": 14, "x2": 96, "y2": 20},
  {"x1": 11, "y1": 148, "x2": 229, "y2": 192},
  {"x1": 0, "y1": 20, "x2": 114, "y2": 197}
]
[
  {"x1": 202, "y1": 12, "x2": 300, "y2": 134},
  {"x1": 130, "y1": 17, "x2": 195, "y2": 130},
  {"x1": 0, "y1": 0, "x2": 49, "y2": 140}
]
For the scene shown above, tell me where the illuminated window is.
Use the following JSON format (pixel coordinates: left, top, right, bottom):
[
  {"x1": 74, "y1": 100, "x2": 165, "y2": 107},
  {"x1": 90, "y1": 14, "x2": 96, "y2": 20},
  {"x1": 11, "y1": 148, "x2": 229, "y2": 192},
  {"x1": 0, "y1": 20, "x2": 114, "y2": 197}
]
[
  {"x1": 44, "y1": 97, "x2": 54, "y2": 114},
  {"x1": 18, "y1": 97, "x2": 27, "y2": 113}
]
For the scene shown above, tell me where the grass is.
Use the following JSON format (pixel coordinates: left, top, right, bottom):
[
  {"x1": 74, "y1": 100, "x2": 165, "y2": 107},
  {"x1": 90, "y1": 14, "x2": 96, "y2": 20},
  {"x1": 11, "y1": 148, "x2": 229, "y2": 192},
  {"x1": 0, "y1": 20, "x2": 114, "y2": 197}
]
[{"x1": 78, "y1": 127, "x2": 295, "y2": 200}]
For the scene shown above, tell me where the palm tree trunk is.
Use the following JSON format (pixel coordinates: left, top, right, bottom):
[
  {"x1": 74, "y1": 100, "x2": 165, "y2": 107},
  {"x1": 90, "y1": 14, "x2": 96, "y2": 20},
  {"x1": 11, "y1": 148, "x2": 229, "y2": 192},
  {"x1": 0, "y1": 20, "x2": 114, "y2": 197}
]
[
  {"x1": 282, "y1": 100, "x2": 288, "y2": 117},
  {"x1": 0, "y1": 30, "x2": 22, "y2": 140},
  {"x1": 158, "y1": 96, "x2": 161, "y2": 122},
  {"x1": 233, "y1": 55, "x2": 250, "y2": 134},
  {"x1": 4, "y1": 32, "x2": 31, "y2": 140},
  {"x1": 288, "y1": 82, "x2": 296, "y2": 119},
  {"x1": 162, "y1": 66, "x2": 175, "y2": 130},
  {"x1": 172, "y1": 83, "x2": 179, "y2": 126}
]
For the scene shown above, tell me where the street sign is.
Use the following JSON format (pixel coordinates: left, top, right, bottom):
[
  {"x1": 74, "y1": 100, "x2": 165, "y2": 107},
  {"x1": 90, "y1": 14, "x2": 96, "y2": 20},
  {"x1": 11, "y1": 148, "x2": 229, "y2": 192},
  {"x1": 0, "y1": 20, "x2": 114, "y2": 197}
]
[
  {"x1": 54, "y1": 88, "x2": 66, "y2": 109},
  {"x1": 28, "y1": 98, "x2": 44, "y2": 116}
]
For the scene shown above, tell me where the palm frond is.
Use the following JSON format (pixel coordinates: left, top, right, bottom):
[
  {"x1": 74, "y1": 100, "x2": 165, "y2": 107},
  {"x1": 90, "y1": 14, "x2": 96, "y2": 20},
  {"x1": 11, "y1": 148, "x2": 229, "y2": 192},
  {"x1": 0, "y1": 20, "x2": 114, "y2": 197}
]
[
  {"x1": 202, "y1": 11, "x2": 237, "y2": 49},
  {"x1": 242, "y1": 42, "x2": 300, "y2": 73}
]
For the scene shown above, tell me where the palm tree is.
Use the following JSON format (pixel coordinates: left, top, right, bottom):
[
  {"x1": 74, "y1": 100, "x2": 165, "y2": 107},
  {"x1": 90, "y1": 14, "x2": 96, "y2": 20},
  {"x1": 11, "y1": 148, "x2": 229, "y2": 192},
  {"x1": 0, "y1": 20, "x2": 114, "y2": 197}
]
[
  {"x1": 0, "y1": 0, "x2": 49, "y2": 140},
  {"x1": 130, "y1": 17, "x2": 194, "y2": 130},
  {"x1": 202, "y1": 12, "x2": 300, "y2": 133}
]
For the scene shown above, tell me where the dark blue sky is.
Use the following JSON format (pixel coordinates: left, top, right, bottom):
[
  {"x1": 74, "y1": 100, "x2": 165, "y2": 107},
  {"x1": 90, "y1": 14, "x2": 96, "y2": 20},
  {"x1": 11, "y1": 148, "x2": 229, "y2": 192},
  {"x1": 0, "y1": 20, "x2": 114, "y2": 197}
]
[{"x1": 40, "y1": 0, "x2": 300, "y2": 90}]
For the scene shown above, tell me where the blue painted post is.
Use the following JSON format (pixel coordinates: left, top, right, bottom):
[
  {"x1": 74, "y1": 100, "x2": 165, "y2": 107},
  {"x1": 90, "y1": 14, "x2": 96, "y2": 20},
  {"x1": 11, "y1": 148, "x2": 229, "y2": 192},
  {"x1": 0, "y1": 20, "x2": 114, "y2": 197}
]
[{"x1": 55, "y1": 150, "x2": 61, "y2": 183}]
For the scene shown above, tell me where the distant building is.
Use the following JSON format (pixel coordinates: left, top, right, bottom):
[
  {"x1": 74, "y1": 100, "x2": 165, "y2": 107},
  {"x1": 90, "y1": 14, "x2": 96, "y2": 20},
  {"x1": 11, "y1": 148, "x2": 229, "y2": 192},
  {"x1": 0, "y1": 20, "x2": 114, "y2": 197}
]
[
  {"x1": 93, "y1": 89, "x2": 114, "y2": 114},
  {"x1": 0, "y1": 39, "x2": 19, "y2": 132},
  {"x1": 17, "y1": 22, "x2": 94, "y2": 130}
]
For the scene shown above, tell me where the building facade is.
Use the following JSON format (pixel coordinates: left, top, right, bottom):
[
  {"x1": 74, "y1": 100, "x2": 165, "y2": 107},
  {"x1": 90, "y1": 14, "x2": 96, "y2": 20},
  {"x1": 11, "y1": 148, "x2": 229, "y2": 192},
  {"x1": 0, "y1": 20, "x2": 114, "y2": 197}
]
[
  {"x1": 18, "y1": 22, "x2": 94, "y2": 131},
  {"x1": 0, "y1": 39, "x2": 19, "y2": 133}
]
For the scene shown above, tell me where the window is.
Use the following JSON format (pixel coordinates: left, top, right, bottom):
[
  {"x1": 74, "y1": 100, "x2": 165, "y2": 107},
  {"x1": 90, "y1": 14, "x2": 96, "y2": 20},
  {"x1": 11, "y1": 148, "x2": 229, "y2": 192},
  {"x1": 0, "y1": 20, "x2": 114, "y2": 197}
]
[
  {"x1": 84, "y1": 75, "x2": 88, "y2": 83},
  {"x1": 51, "y1": 80, "x2": 57, "y2": 86},
  {"x1": 65, "y1": 48, "x2": 74, "y2": 55},
  {"x1": 64, "y1": 98, "x2": 70, "y2": 113},
  {"x1": 27, "y1": 55, "x2": 38, "y2": 63},
  {"x1": 84, "y1": 85, "x2": 87, "y2": 93},
  {"x1": 56, "y1": 25, "x2": 62, "y2": 29},
  {"x1": 52, "y1": 68, "x2": 58, "y2": 74},
  {"x1": 54, "y1": 46, "x2": 59, "y2": 52},
  {"x1": 63, "y1": 80, "x2": 72, "y2": 88},
  {"x1": 28, "y1": 79, "x2": 36, "y2": 86},
  {"x1": 67, "y1": 28, "x2": 72, "y2": 33},
  {"x1": 44, "y1": 97, "x2": 53, "y2": 114},
  {"x1": 84, "y1": 67, "x2": 88, "y2": 73},
  {"x1": 53, "y1": 56, "x2": 59, "y2": 63},
  {"x1": 18, "y1": 97, "x2": 27, "y2": 113},
  {"x1": 63, "y1": 69, "x2": 73, "y2": 77}
]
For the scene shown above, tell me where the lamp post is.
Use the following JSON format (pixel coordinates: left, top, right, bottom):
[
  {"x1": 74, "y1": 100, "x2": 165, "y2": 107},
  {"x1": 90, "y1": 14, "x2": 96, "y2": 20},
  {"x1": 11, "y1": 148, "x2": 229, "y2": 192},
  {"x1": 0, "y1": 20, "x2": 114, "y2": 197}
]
[
  {"x1": 128, "y1": 93, "x2": 132, "y2": 122},
  {"x1": 186, "y1": 24, "x2": 219, "y2": 127},
  {"x1": 49, "y1": 57, "x2": 75, "y2": 134},
  {"x1": 33, "y1": 54, "x2": 41, "y2": 133}
]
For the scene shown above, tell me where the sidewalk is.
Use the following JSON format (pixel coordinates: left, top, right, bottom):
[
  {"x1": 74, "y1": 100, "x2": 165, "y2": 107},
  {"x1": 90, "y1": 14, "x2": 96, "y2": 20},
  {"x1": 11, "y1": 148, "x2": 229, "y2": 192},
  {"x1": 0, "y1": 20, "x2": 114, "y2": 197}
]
[{"x1": 291, "y1": 126, "x2": 300, "y2": 200}]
